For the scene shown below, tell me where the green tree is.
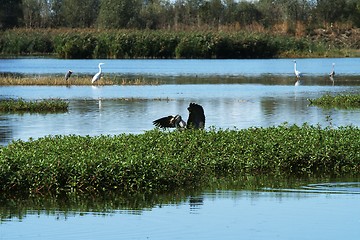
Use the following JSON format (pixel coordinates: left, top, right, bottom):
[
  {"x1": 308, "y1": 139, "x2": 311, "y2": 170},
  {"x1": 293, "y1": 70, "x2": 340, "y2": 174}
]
[
  {"x1": 347, "y1": 0, "x2": 360, "y2": 27},
  {"x1": 98, "y1": 0, "x2": 142, "y2": 28},
  {"x1": 139, "y1": 0, "x2": 170, "y2": 29},
  {"x1": 235, "y1": 1, "x2": 262, "y2": 26},
  {"x1": 22, "y1": 0, "x2": 41, "y2": 28},
  {"x1": 199, "y1": 0, "x2": 224, "y2": 27},
  {"x1": 0, "y1": 0, "x2": 23, "y2": 29},
  {"x1": 61, "y1": 0, "x2": 100, "y2": 28},
  {"x1": 315, "y1": 0, "x2": 347, "y2": 23}
]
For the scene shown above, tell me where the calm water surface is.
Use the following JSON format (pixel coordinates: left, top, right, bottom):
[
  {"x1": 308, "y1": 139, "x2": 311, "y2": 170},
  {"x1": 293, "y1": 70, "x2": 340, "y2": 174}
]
[
  {"x1": 1, "y1": 58, "x2": 360, "y2": 239},
  {"x1": 1, "y1": 83, "x2": 360, "y2": 145},
  {"x1": 1, "y1": 180, "x2": 360, "y2": 240},
  {"x1": 0, "y1": 58, "x2": 359, "y2": 76}
]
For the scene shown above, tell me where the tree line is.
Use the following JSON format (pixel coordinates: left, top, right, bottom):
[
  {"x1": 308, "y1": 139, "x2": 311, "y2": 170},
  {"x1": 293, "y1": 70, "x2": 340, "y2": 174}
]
[{"x1": 1, "y1": 0, "x2": 360, "y2": 31}]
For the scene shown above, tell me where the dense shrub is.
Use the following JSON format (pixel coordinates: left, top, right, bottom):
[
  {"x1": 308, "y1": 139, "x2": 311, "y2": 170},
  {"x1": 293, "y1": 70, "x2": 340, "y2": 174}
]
[{"x1": 0, "y1": 29, "x2": 335, "y2": 59}]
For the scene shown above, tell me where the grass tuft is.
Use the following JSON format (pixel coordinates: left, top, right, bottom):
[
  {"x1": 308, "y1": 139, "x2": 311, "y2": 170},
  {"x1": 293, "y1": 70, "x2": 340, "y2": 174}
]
[
  {"x1": 308, "y1": 94, "x2": 360, "y2": 108},
  {"x1": 0, "y1": 98, "x2": 68, "y2": 113}
]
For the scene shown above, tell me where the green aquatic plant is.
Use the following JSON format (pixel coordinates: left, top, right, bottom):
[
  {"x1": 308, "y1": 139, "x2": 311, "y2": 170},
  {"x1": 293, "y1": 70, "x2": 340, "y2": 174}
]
[
  {"x1": 0, "y1": 124, "x2": 359, "y2": 195},
  {"x1": 0, "y1": 98, "x2": 68, "y2": 113},
  {"x1": 308, "y1": 94, "x2": 360, "y2": 108}
]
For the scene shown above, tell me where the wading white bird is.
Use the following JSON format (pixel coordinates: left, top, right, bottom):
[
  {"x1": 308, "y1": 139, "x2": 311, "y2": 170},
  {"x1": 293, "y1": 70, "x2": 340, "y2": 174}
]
[
  {"x1": 329, "y1": 63, "x2": 335, "y2": 85},
  {"x1": 293, "y1": 60, "x2": 302, "y2": 79},
  {"x1": 153, "y1": 103, "x2": 205, "y2": 130},
  {"x1": 92, "y1": 63, "x2": 105, "y2": 84},
  {"x1": 293, "y1": 60, "x2": 303, "y2": 86},
  {"x1": 65, "y1": 70, "x2": 73, "y2": 81}
]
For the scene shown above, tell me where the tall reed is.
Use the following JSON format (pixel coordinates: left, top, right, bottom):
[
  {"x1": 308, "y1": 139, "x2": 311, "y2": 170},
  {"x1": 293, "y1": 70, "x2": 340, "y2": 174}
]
[{"x1": 0, "y1": 28, "x2": 339, "y2": 59}]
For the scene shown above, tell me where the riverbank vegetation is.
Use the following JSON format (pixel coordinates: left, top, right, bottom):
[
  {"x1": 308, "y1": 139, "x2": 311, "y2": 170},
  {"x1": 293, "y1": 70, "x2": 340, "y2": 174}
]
[
  {"x1": 0, "y1": 75, "x2": 160, "y2": 86},
  {"x1": 0, "y1": 98, "x2": 68, "y2": 113},
  {"x1": 0, "y1": 28, "x2": 345, "y2": 59},
  {"x1": 308, "y1": 94, "x2": 360, "y2": 108},
  {"x1": 1, "y1": 0, "x2": 360, "y2": 59},
  {"x1": 0, "y1": 124, "x2": 359, "y2": 195}
]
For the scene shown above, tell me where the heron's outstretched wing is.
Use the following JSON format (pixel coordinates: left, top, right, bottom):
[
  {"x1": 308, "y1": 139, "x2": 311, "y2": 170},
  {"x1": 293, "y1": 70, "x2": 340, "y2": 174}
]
[
  {"x1": 187, "y1": 103, "x2": 205, "y2": 129},
  {"x1": 153, "y1": 116, "x2": 176, "y2": 128}
]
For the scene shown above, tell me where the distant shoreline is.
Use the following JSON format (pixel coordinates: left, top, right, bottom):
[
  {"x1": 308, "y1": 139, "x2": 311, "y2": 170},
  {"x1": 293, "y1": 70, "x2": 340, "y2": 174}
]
[{"x1": 1, "y1": 28, "x2": 359, "y2": 59}]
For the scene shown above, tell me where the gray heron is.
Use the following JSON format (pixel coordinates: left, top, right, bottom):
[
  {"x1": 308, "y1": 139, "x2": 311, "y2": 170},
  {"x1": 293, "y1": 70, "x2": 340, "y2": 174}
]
[{"x1": 65, "y1": 70, "x2": 73, "y2": 81}]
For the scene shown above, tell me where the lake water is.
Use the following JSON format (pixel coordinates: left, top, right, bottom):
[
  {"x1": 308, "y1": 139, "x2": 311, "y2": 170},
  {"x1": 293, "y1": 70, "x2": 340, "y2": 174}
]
[
  {"x1": 1, "y1": 179, "x2": 360, "y2": 240},
  {"x1": 0, "y1": 58, "x2": 359, "y2": 76},
  {"x1": 1, "y1": 58, "x2": 360, "y2": 239}
]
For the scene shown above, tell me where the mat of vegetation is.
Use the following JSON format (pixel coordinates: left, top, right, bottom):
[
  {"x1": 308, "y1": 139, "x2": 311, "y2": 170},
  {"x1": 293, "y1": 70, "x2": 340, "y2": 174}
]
[
  {"x1": 0, "y1": 29, "x2": 341, "y2": 59},
  {"x1": 0, "y1": 124, "x2": 359, "y2": 194},
  {"x1": 0, "y1": 98, "x2": 68, "y2": 113},
  {"x1": 308, "y1": 94, "x2": 360, "y2": 108}
]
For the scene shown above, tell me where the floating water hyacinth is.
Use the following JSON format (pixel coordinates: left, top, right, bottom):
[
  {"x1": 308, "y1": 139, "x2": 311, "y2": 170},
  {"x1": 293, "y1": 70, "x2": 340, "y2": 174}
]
[{"x1": 0, "y1": 124, "x2": 359, "y2": 195}]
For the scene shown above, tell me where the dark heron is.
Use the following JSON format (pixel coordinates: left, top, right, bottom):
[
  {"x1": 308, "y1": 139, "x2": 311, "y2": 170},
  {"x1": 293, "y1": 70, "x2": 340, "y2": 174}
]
[
  {"x1": 153, "y1": 103, "x2": 205, "y2": 130},
  {"x1": 329, "y1": 63, "x2": 335, "y2": 78},
  {"x1": 65, "y1": 70, "x2": 73, "y2": 81}
]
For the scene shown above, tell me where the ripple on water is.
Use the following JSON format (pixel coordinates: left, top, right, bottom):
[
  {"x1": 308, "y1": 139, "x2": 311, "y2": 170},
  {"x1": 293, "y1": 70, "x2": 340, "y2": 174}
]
[{"x1": 267, "y1": 182, "x2": 360, "y2": 194}]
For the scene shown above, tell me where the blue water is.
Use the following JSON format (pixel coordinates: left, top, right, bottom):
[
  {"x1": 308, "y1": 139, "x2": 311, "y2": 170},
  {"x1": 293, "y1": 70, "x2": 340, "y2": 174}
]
[
  {"x1": 1, "y1": 58, "x2": 360, "y2": 240},
  {"x1": 1, "y1": 189, "x2": 360, "y2": 240},
  {"x1": 0, "y1": 58, "x2": 359, "y2": 76},
  {"x1": 1, "y1": 84, "x2": 360, "y2": 145}
]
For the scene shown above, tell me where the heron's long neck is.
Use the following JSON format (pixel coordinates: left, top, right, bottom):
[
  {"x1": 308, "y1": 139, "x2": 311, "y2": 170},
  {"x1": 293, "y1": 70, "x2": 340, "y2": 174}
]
[
  {"x1": 294, "y1": 62, "x2": 297, "y2": 72},
  {"x1": 98, "y1": 65, "x2": 102, "y2": 73}
]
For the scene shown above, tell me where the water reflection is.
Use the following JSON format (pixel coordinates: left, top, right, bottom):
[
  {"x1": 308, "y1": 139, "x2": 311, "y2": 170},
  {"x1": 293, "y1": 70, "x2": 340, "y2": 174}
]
[
  {"x1": 1, "y1": 175, "x2": 358, "y2": 223},
  {"x1": 1, "y1": 176, "x2": 359, "y2": 240},
  {"x1": 1, "y1": 82, "x2": 360, "y2": 145}
]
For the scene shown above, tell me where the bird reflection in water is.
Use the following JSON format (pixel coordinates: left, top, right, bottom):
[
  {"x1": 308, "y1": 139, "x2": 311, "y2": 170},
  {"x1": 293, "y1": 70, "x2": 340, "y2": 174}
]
[{"x1": 189, "y1": 196, "x2": 204, "y2": 213}]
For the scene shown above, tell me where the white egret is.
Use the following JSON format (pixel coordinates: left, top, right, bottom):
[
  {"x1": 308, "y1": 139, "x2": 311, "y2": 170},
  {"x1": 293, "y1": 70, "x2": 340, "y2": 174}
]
[
  {"x1": 292, "y1": 60, "x2": 303, "y2": 86},
  {"x1": 65, "y1": 70, "x2": 73, "y2": 81},
  {"x1": 92, "y1": 63, "x2": 105, "y2": 84},
  {"x1": 293, "y1": 60, "x2": 302, "y2": 79},
  {"x1": 153, "y1": 103, "x2": 205, "y2": 130}
]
